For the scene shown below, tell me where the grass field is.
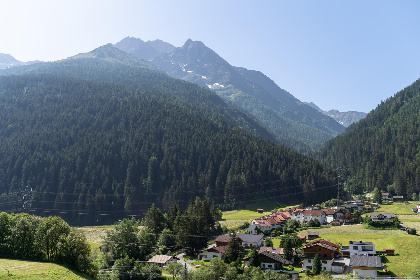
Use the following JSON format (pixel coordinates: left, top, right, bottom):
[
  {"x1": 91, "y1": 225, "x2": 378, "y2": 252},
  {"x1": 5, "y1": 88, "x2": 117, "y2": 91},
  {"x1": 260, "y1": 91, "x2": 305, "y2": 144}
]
[
  {"x1": 375, "y1": 202, "x2": 417, "y2": 215},
  {"x1": 0, "y1": 259, "x2": 91, "y2": 280}
]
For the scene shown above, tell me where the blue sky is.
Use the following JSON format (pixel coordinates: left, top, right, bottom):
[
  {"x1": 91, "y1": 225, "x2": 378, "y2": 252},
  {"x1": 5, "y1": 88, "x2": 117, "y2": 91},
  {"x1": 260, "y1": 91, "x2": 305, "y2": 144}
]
[{"x1": 1, "y1": 0, "x2": 420, "y2": 112}]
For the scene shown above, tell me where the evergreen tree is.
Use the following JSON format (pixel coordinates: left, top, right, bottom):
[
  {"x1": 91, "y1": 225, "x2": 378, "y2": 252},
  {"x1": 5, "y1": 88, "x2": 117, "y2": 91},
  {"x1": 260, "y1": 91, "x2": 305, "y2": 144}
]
[
  {"x1": 373, "y1": 187, "x2": 381, "y2": 204},
  {"x1": 313, "y1": 254, "x2": 321, "y2": 275},
  {"x1": 223, "y1": 233, "x2": 242, "y2": 264},
  {"x1": 248, "y1": 248, "x2": 261, "y2": 267},
  {"x1": 143, "y1": 203, "x2": 166, "y2": 235}
]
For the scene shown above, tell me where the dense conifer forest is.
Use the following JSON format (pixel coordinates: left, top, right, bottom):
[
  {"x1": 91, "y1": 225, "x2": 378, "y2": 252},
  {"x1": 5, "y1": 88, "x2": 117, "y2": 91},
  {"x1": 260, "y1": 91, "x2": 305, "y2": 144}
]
[
  {"x1": 0, "y1": 52, "x2": 338, "y2": 225},
  {"x1": 318, "y1": 78, "x2": 420, "y2": 197}
]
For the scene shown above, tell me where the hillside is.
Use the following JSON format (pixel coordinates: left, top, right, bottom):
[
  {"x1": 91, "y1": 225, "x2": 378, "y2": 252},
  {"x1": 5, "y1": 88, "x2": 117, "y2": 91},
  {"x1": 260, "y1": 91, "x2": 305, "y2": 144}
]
[
  {"x1": 0, "y1": 259, "x2": 91, "y2": 279},
  {"x1": 115, "y1": 37, "x2": 345, "y2": 153},
  {"x1": 318, "y1": 78, "x2": 420, "y2": 197},
  {"x1": 0, "y1": 48, "x2": 338, "y2": 225}
]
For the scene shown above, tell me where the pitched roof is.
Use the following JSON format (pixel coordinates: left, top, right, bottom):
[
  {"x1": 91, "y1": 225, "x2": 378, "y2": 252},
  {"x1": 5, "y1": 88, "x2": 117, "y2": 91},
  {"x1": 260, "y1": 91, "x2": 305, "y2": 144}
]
[
  {"x1": 259, "y1": 246, "x2": 284, "y2": 255},
  {"x1": 259, "y1": 250, "x2": 287, "y2": 263},
  {"x1": 307, "y1": 231, "x2": 319, "y2": 236},
  {"x1": 350, "y1": 255, "x2": 382, "y2": 268},
  {"x1": 305, "y1": 239, "x2": 340, "y2": 252},
  {"x1": 148, "y1": 255, "x2": 173, "y2": 264},
  {"x1": 208, "y1": 246, "x2": 227, "y2": 254},
  {"x1": 214, "y1": 235, "x2": 232, "y2": 243},
  {"x1": 302, "y1": 210, "x2": 324, "y2": 216},
  {"x1": 322, "y1": 208, "x2": 338, "y2": 215},
  {"x1": 237, "y1": 234, "x2": 263, "y2": 243}
]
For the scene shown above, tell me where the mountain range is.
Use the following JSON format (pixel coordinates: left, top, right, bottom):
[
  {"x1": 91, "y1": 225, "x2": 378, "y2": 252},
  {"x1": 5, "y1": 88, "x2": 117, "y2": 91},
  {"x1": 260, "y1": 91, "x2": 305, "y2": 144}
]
[
  {"x1": 305, "y1": 102, "x2": 367, "y2": 127},
  {"x1": 0, "y1": 44, "x2": 338, "y2": 225},
  {"x1": 0, "y1": 53, "x2": 40, "y2": 69},
  {"x1": 115, "y1": 37, "x2": 346, "y2": 153}
]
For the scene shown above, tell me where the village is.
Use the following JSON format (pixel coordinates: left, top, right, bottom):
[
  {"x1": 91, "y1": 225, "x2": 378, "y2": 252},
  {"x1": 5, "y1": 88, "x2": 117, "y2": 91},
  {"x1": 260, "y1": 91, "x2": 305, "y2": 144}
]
[{"x1": 143, "y1": 192, "x2": 420, "y2": 279}]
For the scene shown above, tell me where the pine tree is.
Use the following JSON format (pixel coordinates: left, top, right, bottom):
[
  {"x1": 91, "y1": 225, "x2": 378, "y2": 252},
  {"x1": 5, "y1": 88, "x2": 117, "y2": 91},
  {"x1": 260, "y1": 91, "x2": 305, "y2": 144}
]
[
  {"x1": 313, "y1": 254, "x2": 321, "y2": 275},
  {"x1": 248, "y1": 248, "x2": 261, "y2": 267}
]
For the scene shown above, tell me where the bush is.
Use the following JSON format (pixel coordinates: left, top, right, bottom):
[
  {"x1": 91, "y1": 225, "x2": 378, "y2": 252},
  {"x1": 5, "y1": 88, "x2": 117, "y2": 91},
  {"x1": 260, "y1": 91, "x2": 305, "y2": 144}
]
[{"x1": 408, "y1": 228, "x2": 417, "y2": 235}]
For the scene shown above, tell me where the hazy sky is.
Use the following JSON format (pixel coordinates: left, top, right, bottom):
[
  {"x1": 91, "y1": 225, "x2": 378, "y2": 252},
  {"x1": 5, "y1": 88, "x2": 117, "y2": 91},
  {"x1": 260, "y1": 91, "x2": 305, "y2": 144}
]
[{"x1": 1, "y1": 0, "x2": 420, "y2": 112}]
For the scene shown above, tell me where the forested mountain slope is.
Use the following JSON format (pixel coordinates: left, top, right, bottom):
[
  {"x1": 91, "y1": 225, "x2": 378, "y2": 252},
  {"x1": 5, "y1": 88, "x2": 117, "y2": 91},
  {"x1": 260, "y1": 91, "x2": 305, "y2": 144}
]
[
  {"x1": 318, "y1": 78, "x2": 420, "y2": 196},
  {"x1": 118, "y1": 38, "x2": 345, "y2": 152},
  {"x1": 0, "y1": 50, "x2": 337, "y2": 225}
]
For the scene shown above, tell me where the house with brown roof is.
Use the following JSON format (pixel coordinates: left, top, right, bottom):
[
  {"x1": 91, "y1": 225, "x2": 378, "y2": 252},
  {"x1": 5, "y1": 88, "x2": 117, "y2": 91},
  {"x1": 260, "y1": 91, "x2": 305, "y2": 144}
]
[
  {"x1": 198, "y1": 246, "x2": 226, "y2": 261},
  {"x1": 393, "y1": 196, "x2": 404, "y2": 203},
  {"x1": 259, "y1": 246, "x2": 295, "y2": 265},
  {"x1": 147, "y1": 255, "x2": 175, "y2": 267},
  {"x1": 302, "y1": 239, "x2": 341, "y2": 272}
]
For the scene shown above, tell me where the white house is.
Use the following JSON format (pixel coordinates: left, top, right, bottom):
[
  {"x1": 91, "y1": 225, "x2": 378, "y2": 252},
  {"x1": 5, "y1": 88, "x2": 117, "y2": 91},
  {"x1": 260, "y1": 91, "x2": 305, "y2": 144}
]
[
  {"x1": 349, "y1": 241, "x2": 376, "y2": 256},
  {"x1": 370, "y1": 213, "x2": 396, "y2": 222},
  {"x1": 350, "y1": 255, "x2": 382, "y2": 278},
  {"x1": 198, "y1": 246, "x2": 226, "y2": 261},
  {"x1": 237, "y1": 234, "x2": 264, "y2": 248}
]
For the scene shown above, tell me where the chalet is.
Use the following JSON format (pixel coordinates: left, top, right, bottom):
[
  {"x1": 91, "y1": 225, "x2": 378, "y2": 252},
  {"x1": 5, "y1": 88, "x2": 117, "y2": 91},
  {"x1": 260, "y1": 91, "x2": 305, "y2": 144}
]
[
  {"x1": 349, "y1": 240, "x2": 376, "y2": 256},
  {"x1": 198, "y1": 246, "x2": 226, "y2": 261},
  {"x1": 381, "y1": 192, "x2": 391, "y2": 203},
  {"x1": 259, "y1": 251, "x2": 288, "y2": 270},
  {"x1": 302, "y1": 239, "x2": 340, "y2": 272},
  {"x1": 248, "y1": 224, "x2": 259, "y2": 235},
  {"x1": 292, "y1": 209, "x2": 326, "y2": 224},
  {"x1": 237, "y1": 234, "x2": 264, "y2": 248},
  {"x1": 257, "y1": 208, "x2": 264, "y2": 213},
  {"x1": 250, "y1": 211, "x2": 290, "y2": 233},
  {"x1": 350, "y1": 255, "x2": 382, "y2": 278},
  {"x1": 259, "y1": 247, "x2": 295, "y2": 264},
  {"x1": 339, "y1": 214, "x2": 359, "y2": 224},
  {"x1": 147, "y1": 255, "x2": 174, "y2": 267},
  {"x1": 370, "y1": 213, "x2": 396, "y2": 222},
  {"x1": 307, "y1": 231, "x2": 319, "y2": 240},
  {"x1": 393, "y1": 196, "x2": 404, "y2": 203}
]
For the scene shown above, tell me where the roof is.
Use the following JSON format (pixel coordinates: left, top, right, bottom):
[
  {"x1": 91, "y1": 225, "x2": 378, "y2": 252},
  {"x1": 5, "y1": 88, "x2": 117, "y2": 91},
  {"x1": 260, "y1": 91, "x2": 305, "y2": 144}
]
[
  {"x1": 370, "y1": 213, "x2": 396, "y2": 219},
  {"x1": 259, "y1": 246, "x2": 283, "y2": 255},
  {"x1": 237, "y1": 234, "x2": 263, "y2": 243},
  {"x1": 148, "y1": 255, "x2": 173, "y2": 264},
  {"x1": 323, "y1": 208, "x2": 338, "y2": 215},
  {"x1": 302, "y1": 210, "x2": 324, "y2": 216},
  {"x1": 259, "y1": 250, "x2": 287, "y2": 263},
  {"x1": 214, "y1": 235, "x2": 232, "y2": 243},
  {"x1": 382, "y1": 192, "x2": 390, "y2": 196},
  {"x1": 305, "y1": 239, "x2": 340, "y2": 252},
  {"x1": 349, "y1": 241, "x2": 374, "y2": 245},
  {"x1": 208, "y1": 246, "x2": 227, "y2": 254},
  {"x1": 350, "y1": 255, "x2": 382, "y2": 268},
  {"x1": 393, "y1": 196, "x2": 404, "y2": 199},
  {"x1": 307, "y1": 231, "x2": 319, "y2": 236}
]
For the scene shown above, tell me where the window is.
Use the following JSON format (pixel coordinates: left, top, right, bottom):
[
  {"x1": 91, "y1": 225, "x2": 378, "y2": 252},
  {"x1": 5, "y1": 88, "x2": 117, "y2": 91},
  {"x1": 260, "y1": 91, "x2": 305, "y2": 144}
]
[
  {"x1": 308, "y1": 260, "x2": 311, "y2": 263},
  {"x1": 323, "y1": 267, "x2": 326, "y2": 270},
  {"x1": 353, "y1": 246, "x2": 358, "y2": 250},
  {"x1": 322, "y1": 261, "x2": 327, "y2": 264}
]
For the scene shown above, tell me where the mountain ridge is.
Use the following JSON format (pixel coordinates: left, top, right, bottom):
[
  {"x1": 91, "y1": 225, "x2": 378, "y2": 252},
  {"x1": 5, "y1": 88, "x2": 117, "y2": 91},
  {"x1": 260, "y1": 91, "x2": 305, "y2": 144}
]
[{"x1": 118, "y1": 37, "x2": 345, "y2": 152}]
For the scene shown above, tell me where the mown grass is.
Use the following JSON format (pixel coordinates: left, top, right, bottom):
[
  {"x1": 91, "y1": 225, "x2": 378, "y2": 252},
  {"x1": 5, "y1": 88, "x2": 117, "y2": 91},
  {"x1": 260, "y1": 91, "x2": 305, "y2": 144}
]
[
  {"x1": 0, "y1": 258, "x2": 91, "y2": 279},
  {"x1": 375, "y1": 202, "x2": 417, "y2": 215},
  {"x1": 295, "y1": 224, "x2": 420, "y2": 277}
]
